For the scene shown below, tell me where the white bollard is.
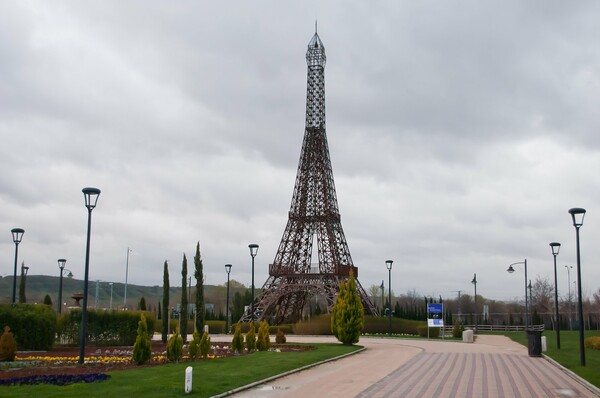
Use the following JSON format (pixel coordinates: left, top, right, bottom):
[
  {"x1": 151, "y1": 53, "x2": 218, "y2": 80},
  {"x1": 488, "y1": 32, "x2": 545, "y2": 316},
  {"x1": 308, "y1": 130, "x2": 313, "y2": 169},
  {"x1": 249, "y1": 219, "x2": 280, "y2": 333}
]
[
  {"x1": 185, "y1": 366, "x2": 193, "y2": 393},
  {"x1": 204, "y1": 324, "x2": 209, "y2": 334},
  {"x1": 462, "y1": 330, "x2": 474, "y2": 343},
  {"x1": 541, "y1": 336, "x2": 547, "y2": 352}
]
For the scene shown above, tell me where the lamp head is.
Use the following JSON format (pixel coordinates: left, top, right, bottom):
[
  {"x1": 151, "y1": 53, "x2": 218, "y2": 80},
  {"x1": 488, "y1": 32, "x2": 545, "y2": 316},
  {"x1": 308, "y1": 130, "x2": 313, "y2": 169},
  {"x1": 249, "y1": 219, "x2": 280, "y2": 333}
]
[
  {"x1": 82, "y1": 187, "x2": 101, "y2": 210},
  {"x1": 507, "y1": 265, "x2": 515, "y2": 274},
  {"x1": 385, "y1": 260, "x2": 393, "y2": 270},
  {"x1": 225, "y1": 264, "x2": 232, "y2": 274},
  {"x1": 568, "y1": 208, "x2": 586, "y2": 228},
  {"x1": 22, "y1": 264, "x2": 29, "y2": 276},
  {"x1": 58, "y1": 258, "x2": 67, "y2": 270},
  {"x1": 549, "y1": 242, "x2": 561, "y2": 256},
  {"x1": 248, "y1": 244, "x2": 259, "y2": 258},
  {"x1": 11, "y1": 228, "x2": 24, "y2": 244},
  {"x1": 471, "y1": 273, "x2": 477, "y2": 284},
  {"x1": 67, "y1": 271, "x2": 73, "y2": 278}
]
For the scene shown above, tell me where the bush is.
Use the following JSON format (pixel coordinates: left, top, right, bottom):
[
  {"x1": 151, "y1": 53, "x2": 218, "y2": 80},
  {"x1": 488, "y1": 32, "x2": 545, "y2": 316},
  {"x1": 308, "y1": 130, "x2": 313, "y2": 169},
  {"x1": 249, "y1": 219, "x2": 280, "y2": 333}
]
[
  {"x1": 199, "y1": 331, "x2": 211, "y2": 358},
  {"x1": 331, "y1": 274, "x2": 364, "y2": 345},
  {"x1": 188, "y1": 330, "x2": 201, "y2": 360},
  {"x1": 0, "y1": 326, "x2": 17, "y2": 361},
  {"x1": 584, "y1": 336, "x2": 600, "y2": 350},
  {"x1": 452, "y1": 321, "x2": 465, "y2": 338},
  {"x1": 132, "y1": 314, "x2": 152, "y2": 365},
  {"x1": 257, "y1": 321, "x2": 271, "y2": 351},
  {"x1": 0, "y1": 304, "x2": 56, "y2": 350},
  {"x1": 362, "y1": 316, "x2": 423, "y2": 335},
  {"x1": 231, "y1": 324, "x2": 244, "y2": 353},
  {"x1": 245, "y1": 323, "x2": 256, "y2": 351},
  {"x1": 276, "y1": 328, "x2": 286, "y2": 344},
  {"x1": 293, "y1": 315, "x2": 333, "y2": 335},
  {"x1": 206, "y1": 320, "x2": 226, "y2": 334},
  {"x1": 270, "y1": 324, "x2": 293, "y2": 335},
  {"x1": 167, "y1": 328, "x2": 183, "y2": 362},
  {"x1": 417, "y1": 326, "x2": 440, "y2": 338}
]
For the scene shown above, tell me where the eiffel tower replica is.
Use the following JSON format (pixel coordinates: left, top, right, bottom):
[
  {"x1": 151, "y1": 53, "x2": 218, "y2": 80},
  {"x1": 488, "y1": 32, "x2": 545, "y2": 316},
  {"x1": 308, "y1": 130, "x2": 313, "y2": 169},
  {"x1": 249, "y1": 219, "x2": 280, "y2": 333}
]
[{"x1": 240, "y1": 30, "x2": 378, "y2": 325}]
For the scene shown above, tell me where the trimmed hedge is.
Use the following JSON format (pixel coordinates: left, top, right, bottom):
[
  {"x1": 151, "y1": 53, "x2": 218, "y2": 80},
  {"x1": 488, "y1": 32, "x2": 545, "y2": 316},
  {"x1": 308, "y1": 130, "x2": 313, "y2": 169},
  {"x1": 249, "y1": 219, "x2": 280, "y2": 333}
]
[
  {"x1": 57, "y1": 310, "x2": 156, "y2": 346},
  {"x1": 417, "y1": 326, "x2": 441, "y2": 338},
  {"x1": 0, "y1": 304, "x2": 57, "y2": 350}
]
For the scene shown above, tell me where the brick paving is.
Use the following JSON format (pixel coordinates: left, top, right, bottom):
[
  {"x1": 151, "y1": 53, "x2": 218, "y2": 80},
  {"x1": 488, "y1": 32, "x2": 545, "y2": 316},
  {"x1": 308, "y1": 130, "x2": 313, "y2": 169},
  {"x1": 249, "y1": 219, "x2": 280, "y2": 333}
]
[{"x1": 218, "y1": 335, "x2": 600, "y2": 398}]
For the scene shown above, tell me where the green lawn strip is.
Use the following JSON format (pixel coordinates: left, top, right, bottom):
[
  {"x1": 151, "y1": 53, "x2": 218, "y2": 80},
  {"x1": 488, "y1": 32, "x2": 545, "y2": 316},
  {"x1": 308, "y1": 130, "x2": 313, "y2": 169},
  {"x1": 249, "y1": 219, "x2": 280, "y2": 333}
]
[
  {"x1": 1, "y1": 343, "x2": 360, "y2": 398},
  {"x1": 502, "y1": 330, "x2": 600, "y2": 388}
]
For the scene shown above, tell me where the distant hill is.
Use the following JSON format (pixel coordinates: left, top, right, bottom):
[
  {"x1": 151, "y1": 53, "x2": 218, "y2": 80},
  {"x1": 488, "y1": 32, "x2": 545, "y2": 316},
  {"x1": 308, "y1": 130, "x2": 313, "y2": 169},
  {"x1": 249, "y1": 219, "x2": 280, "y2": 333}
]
[{"x1": 0, "y1": 274, "x2": 250, "y2": 314}]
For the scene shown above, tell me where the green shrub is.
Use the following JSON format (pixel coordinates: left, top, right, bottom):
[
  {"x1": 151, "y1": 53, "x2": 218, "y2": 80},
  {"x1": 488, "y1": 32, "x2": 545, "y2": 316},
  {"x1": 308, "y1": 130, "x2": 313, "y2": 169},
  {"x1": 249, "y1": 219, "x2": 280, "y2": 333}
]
[
  {"x1": 0, "y1": 326, "x2": 17, "y2": 361},
  {"x1": 257, "y1": 321, "x2": 271, "y2": 351},
  {"x1": 362, "y1": 316, "x2": 423, "y2": 335},
  {"x1": 452, "y1": 321, "x2": 464, "y2": 338},
  {"x1": 293, "y1": 315, "x2": 333, "y2": 335},
  {"x1": 331, "y1": 274, "x2": 364, "y2": 345},
  {"x1": 231, "y1": 324, "x2": 244, "y2": 353},
  {"x1": 188, "y1": 330, "x2": 201, "y2": 360},
  {"x1": 245, "y1": 323, "x2": 256, "y2": 351},
  {"x1": 270, "y1": 324, "x2": 293, "y2": 335},
  {"x1": 0, "y1": 304, "x2": 56, "y2": 350},
  {"x1": 199, "y1": 331, "x2": 211, "y2": 358},
  {"x1": 132, "y1": 314, "x2": 152, "y2": 365},
  {"x1": 167, "y1": 328, "x2": 183, "y2": 362},
  {"x1": 276, "y1": 328, "x2": 286, "y2": 344},
  {"x1": 584, "y1": 336, "x2": 600, "y2": 350},
  {"x1": 206, "y1": 320, "x2": 226, "y2": 334},
  {"x1": 417, "y1": 326, "x2": 440, "y2": 338}
]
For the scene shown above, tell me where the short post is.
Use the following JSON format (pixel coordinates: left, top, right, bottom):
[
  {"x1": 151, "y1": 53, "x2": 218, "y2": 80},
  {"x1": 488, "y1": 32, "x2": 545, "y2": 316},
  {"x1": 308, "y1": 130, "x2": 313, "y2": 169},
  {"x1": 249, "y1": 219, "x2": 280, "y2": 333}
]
[{"x1": 185, "y1": 366, "x2": 193, "y2": 393}]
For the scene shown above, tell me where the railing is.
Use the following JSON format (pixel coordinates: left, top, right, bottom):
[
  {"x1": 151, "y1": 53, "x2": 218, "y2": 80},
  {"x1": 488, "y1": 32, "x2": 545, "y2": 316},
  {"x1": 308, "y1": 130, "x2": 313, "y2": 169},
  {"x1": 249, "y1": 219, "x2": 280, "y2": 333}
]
[
  {"x1": 462, "y1": 324, "x2": 545, "y2": 332},
  {"x1": 268, "y1": 263, "x2": 358, "y2": 277}
]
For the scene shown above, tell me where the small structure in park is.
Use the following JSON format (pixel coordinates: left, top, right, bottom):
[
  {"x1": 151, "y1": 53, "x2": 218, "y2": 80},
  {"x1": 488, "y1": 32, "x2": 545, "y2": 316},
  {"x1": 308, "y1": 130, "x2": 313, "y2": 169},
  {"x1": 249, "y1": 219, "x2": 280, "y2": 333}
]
[{"x1": 239, "y1": 29, "x2": 378, "y2": 325}]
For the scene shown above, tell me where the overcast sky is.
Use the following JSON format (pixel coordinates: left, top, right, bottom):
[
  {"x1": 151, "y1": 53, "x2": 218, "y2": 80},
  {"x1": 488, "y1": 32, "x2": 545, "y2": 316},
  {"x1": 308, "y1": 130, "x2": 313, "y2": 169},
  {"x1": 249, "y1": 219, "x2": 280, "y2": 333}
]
[{"x1": 1, "y1": 1, "x2": 599, "y2": 304}]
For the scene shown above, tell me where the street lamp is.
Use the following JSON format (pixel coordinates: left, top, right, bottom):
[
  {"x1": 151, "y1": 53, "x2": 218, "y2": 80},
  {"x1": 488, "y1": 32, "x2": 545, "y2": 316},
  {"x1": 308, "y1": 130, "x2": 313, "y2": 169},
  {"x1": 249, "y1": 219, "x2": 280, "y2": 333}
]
[
  {"x1": 248, "y1": 244, "x2": 259, "y2": 322},
  {"x1": 11, "y1": 228, "x2": 25, "y2": 304},
  {"x1": 109, "y1": 282, "x2": 114, "y2": 310},
  {"x1": 385, "y1": 260, "x2": 393, "y2": 336},
  {"x1": 568, "y1": 207, "x2": 586, "y2": 367},
  {"x1": 19, "y1": 263, "x2": 29, "y2": 303},
  {"x1": 549, "y1": 242, "x2": 561, "y2": 349},
  {"x1": 507, "y1": 259, "x2": 528, "y2": 330},
  {"x1": 565, "y1": 265, "x2": 573, "y2": 330},
  {"x1": 380, "y1": 280, "x2": 384, "y2": 316},
  {"x1": 471, "y1": 273, "x2": 478, "y2": 334},
  {"x1": 124, "y1": 247, "x2": 132, "y2": 310},
  {"x1": 79, "y1": 187, "x2": 101, "y2": 365},
  {"x1": 225, "y1": 264, "x2": 232, "y2": 333},
  {"x1": 58, "y1": 259, "x2": 67, "y2": 314}
]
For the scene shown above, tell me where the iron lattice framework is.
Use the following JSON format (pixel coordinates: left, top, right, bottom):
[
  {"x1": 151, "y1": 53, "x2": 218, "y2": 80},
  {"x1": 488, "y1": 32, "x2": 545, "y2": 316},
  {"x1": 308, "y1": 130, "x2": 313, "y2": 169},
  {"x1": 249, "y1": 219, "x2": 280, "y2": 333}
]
[{"x1": 240, "y1": 32, "x2": 378, "y2": 325}]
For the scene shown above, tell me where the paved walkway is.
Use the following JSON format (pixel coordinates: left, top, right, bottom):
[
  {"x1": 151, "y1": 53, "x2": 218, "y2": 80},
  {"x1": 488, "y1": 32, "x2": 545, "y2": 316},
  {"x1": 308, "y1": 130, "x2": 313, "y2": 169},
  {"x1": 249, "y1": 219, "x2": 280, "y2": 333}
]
[{"x1": 219, "y1": 335, "x2": 599, "y2": 398}]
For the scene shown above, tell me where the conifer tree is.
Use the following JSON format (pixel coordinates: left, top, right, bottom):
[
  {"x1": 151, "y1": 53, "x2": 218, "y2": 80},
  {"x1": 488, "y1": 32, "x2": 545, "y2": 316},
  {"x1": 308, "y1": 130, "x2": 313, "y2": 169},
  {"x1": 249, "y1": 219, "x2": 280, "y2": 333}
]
[
  {"x1": 331, "y1": 272, "x2": 364, "y2": 345},
  {"x1": 139, "y1": 297, "x2": 147, "y2": 311},
  {"x1": 43, "y1": 294, "x2": 53, "y2": 306},
  {"x1": 194, "y1": 242, "x2": 205, "y2": 333},
  {"x1": 180, "y1": 253, "x2": 188, "y2": 342},
  {"x1": 162, "y1": 261, "x2": 170, "y2": 343},
  {"x1": 245, "y1": 323, "x2": 256, "y2": 351},
  {"x1": 132, "y1": 313, "x2": 152, "y2": 364}
]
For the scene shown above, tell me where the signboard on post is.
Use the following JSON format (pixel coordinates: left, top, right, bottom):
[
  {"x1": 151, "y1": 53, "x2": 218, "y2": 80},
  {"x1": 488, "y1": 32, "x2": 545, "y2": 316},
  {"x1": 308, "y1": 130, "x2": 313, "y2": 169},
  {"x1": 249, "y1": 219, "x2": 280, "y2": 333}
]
[{"x1": 427, "y1": 303, "x2": 444, "y2": 327}]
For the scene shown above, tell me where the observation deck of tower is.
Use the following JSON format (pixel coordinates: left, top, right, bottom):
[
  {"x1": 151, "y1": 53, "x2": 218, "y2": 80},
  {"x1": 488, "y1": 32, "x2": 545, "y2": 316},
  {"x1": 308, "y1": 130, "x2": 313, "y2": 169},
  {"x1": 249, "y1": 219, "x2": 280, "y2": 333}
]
[{"x1": 240, "y1": 29, "x2": 378, "y2": 325}]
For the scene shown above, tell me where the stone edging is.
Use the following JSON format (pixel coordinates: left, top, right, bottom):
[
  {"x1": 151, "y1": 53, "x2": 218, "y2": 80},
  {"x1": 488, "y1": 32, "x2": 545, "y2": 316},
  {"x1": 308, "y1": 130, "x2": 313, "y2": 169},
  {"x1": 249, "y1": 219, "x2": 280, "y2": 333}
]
[
  {"x1": 211, "y1": 346, "x2": 366, "y2": 398},
  {"x1": 542, "y1": 354, "x2": 600, "y2": 396}
]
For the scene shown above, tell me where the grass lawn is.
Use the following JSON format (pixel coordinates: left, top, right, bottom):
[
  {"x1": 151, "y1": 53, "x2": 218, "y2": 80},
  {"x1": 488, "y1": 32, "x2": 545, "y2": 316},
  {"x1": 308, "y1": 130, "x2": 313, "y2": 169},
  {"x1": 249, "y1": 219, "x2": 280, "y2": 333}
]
[
  {"x1": 1, "y1": 343, "x2": 360, "y2": 398},
  {"x1": 503, "y1": 329, "x2": 600, "y2": 388}
]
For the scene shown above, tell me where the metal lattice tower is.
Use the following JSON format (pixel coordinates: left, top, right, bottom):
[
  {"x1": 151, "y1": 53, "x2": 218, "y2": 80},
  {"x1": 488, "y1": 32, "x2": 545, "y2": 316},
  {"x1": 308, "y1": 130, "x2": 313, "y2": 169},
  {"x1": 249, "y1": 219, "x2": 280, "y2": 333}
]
[{"x1": 240, "y1": 30, "x2": 378, "y2": 325}]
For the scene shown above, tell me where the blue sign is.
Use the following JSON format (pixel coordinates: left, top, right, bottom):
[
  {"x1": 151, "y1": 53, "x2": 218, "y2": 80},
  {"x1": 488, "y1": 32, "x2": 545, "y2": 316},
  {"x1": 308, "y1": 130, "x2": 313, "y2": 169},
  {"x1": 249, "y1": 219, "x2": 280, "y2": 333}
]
[{"x1": 427, "y1": 303, "x2": 444, "y2": 327}]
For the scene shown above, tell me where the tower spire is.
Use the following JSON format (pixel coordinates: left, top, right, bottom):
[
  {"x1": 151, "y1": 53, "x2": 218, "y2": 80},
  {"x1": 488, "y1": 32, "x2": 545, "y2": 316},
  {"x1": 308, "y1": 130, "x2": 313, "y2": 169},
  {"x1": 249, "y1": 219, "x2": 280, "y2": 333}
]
[{"x1": 239, "y1": 30, "x2": 377, "y2": 325}]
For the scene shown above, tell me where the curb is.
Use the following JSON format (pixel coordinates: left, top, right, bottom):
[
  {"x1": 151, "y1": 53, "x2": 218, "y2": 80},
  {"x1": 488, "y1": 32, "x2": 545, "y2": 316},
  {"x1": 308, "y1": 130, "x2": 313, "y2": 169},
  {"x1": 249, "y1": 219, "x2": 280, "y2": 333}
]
[
  {"x1": 211, "y1": 346, "x2": 366, "y2": 397},
  {"x1": 542, "y1": 354, "x2": 600, "y2": 396}
]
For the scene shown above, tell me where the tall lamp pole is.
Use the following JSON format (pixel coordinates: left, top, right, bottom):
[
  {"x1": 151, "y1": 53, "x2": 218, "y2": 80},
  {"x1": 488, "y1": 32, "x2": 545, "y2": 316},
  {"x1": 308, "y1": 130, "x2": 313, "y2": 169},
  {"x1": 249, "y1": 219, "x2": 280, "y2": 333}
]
[
  {"x1": 79, "y1": 187, "x2": 101, "y2": 365},
  {"x1": 385, "y1": 260, "x2": 393, "y2": 336},
  {"x1": 248, "y1": 244, "x2": 259, "y2": 322},
  {"x1": 11, "y1": 228, "x2": 25, "y2": 304},
  {"x1": 507, "y1": 259, "x2": 528, "y2": 330},
  {"x1": 565, "y1": 265, "x2": 573, "y2": 330},
  {"x1": 568, "y1": 207, "x2": 586, "y2": 367},
  {"x1": 471, "y1": 273, "x2": 478, "y2": 334},
  {"x1": 124, "y1": 247, "x2": 132, "y2": 310},
  {"x1": 380, "y1": 280, "x2": 384, "y2": 316},
  {"x1": 549, "y1": 242, "x2": 561, "y2": 349},
  {"x1": 58, "y1": 259, "x2": 67, "y2": 314},
  {"x1": 225, "y1": 264, "x2": 232, "y2": 333},
  {"x1": 109, "y1": 282, "x2": 114, "y2": 310},
  {"x1": 19, "y1": 263, "x2": 29, "y2": 303}
]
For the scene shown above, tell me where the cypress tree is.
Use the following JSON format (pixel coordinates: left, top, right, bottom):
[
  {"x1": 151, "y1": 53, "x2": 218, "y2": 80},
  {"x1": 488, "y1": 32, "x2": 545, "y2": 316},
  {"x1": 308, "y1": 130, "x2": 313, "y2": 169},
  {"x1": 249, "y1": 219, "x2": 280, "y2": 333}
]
[
  {"x1": 331, "y1": 273, "x2": 364, "y2": 345},
  {"x1": 194, "y1": 242, "x2": 205, "y2": 333},
  {"x1": 43, "y1": 294, "x2": 53, "y2": 306},
  {"x1": 162, "y1": 261, "x2": 170, "y2": 343},
  {"x1": 132, "y1": 313, "x2": 152, "y2": 364},
  {"x1": 180, "y1": 253, "x2": 188, "y2": 342},
  {"x1": 139, "y1": 297, "x2": 147, "y2": 311}
]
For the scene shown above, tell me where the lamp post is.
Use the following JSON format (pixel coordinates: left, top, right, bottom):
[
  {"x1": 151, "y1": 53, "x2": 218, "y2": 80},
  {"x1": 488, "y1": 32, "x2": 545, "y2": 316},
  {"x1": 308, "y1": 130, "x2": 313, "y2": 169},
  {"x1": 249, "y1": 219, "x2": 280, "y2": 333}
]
[
  {"x1": 565, "y1": 265, "x2": 573, "y2": 330},
  {"x1": 124, "y1": 247, "x2": 132, "y2": 310},
  {"x1": 11, "y1": 228, "x2": 25, "y2": 304},
  {"x1": 79, "y1": 187, "x2": 101, "y2": 365},
  {"x1": 19, "y1": 263, "x2": 29, "y2": 303},
  {"x1": 385, "y1": 260, "x2": 393, "y2": 336},
  {"x1": 549, "y1": 242, "x2": 561, "y2": 349},
  {"x1": 248, "y1": 244, "x2": 259, "y2": 322},
  {"x1": 568, "y1": 207, "x2": 586, "y2": 367},
  {"x1": 380, "y1": 280, "x2": 384, "y2": 316},
  {"x1": 507, "y1": 259, "x2": 528, "y2": 330},
  {"x1": 225, "y1": 264, "x2": 232, "y2": 333},
  {"x1": 58, "y1": 259, "x2": 67, "y2": 314},
  {"x1": 109, "y1": 282, "x2": 114, "y2": 310},
  {"x1": 471, "y1": 273, "x2": 478, "y2": 334}
]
